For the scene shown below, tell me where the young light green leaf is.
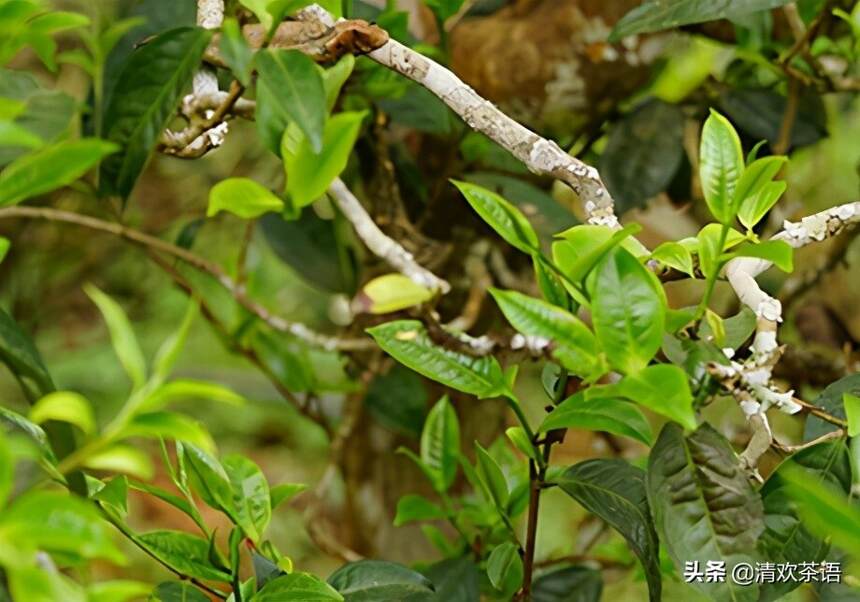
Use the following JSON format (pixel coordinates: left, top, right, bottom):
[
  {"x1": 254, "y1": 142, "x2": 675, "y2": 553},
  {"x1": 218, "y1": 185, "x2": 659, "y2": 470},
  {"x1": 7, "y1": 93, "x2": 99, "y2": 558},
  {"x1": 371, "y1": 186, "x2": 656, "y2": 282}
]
[
  {"x1": 728, "y1": 240, "x2": 794, "y2": 272},
  {"x1": 87, "y1": 579, "x2": 150, "y2": 602},
  {"x1": 138, "y1": 530, "x2": 232, "y2": 582},
  {"x1": 590, "y1": 247, "x2": 666, "y2": 374},
  {"x1": 223, "y1": 454, "x2": 271, "y2": 543},
  {"x1": 101, "y1": 27, "x2": 212, "y2": 198},
  {"x1": 393, "y1": 494, "x2": 447, "y2": 526},
  {"x1": 322, "y1": 54, "x2": 355, "y2": 111},
  {"x1": 738, "y1": 180, "x2": 786, "y2": 231},
  {"x1": 733, "y1": 155, "x2": 786, "y2": 206},
  {"x1": 486, "y1": 542, "x2": 523, "y2": 598},
  {"x1": 651, "y1": 241, "x2": 694, "y2": 277},
  {"x1": 532, "y1": 254, "x2": 568, "y2": 308},
  {"x1": 505, "y1": 426, "x2": 540, "y2": 462},
  {"x1": 844, "y1": 393, "x2": 860, "y2": 437},
  {"x1": 590, "y1": 364, "x2": 695, "y2": 430},
  {"x1": 366, "y1": 320, "x2": 508, "y2": 398},
  {"x1": 327, "y1": 560, "x2": 433, "y2": 600},
  {"x1": 128, "y1": 480, "x2": 201, "y2": 528},
  {"x1": 219, "y1": 17, "x2": 253, "y2": 86},
  {"x1": 182, "y1": 443, "x2": 235, "y2": 518},
  {"x1": 121, "y1": 412, "x2": 215, "y2": 452},
  {"x1": 256, "y1": 49, "x2": 326, "y2": 152},
  {"x1": 451, "y1": 180, "x2": 539, "y2": 254},
  {"x1": 704, "y1": 309, "x2": 726, "y2": 347},
  {"x1": 490, "y1": 288, "x2": 601, "y2": 380},
  {"x1": 540, "y1": 393, "x2": 652, "y2": 445},
  {"x1": 152, "y1": 299, "x2": 198, "y2": 383},
  {"x1": 420, "y1": 396, "x2": 460, "y2": 492},
  {"x1": 29, "y1": 391, "x2": 96, "y2": 435},
  {"x1": 696, "y1": 223, "x2": 745, "y2": 279},
  {"x1": 475, "y1": 442, "x2": 509, "y2": 511},
  {"x1": 283, "y1": 110, "x2": 365, "y2": 211},
  {"x1": 141, "y1": 379, "x2": 246, "y2": 412},
  {"x1": 208, "y1": 177, "x2": 284, "y2": 219},
  {"x1": 271, "y1": 483, "x2": 307, "y2": 510},
  {"x1": 255, "y1": 572, "x2": 344, "y2": 602},
  {"x1": 92, "y1": 476, "x2": 129, "y2": 515},
  {"x1": 84, "y1": 444, "x2": 154, "y2": 480},
  {"x1": 699, "y1": 110, "x2": 744, "y2": 223},
  {"x1": 557, "y1": 459, "x2": 661, "y2": 601},
  {"x1": 0, "y1": 120, "x2": 43, "y2": 148},
  {"x1": 84, "y1": 284, "x2": 147, "y2": 390},
  {"x1": 0, "y1": 236, "x2": 9, "y2": 263},
  {"x1": 0, "y1": 139, "x2": 116, "y2": 206},
  {"x1": 0, "y1": 430, "x2": 11, "y2": 509},
  {"x1": 356, "y1": 274, "x2": 433, "y2": 315},
  {"x1": 554, "y1": 223, "x2": 646, "y2": 285}
]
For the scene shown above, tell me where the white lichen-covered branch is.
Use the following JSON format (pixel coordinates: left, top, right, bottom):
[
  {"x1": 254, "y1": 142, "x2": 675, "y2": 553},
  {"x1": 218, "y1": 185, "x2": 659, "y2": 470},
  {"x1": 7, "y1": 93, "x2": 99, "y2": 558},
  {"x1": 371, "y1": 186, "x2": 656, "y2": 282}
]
[
  {"x1": 718, "y1": 201, "x2": 860, "y2": 468},
  {"x1": 328, "y1": 178, "x2": 450, "y2": 293}
]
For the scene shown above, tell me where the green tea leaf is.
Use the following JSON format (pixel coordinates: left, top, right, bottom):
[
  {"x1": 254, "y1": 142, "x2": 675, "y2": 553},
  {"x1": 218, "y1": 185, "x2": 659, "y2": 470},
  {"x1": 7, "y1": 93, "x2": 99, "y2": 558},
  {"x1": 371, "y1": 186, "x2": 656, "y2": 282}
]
[
  {"x1": 420, "y1": 396, "x2": 460, "y2": 492},
  {"x1": 29, "y1": 391, "x2": 96, "y2": 435},
  {"x1": 84, "y1": 284, "x2": 146, "y2": 390},
  {"x1": 486, "y1": 542, "x2": 523, "y2": 598},
  {"x1": 610, "y1": 0, "x2": 794, "y2": 41},
  {"x1": 101, "y1": 27, "x2": 212, "y2": 198},
  {"x1": 451, "y1": 180, "x2": 539, "y2": 254},
  {"x1": 540, "y1": 393, "x2": 652, "y2": 445},
  {"x1": 647, "y1": 423, "x2": 764, "y2": 602},
  {"x1": 505, "y1": 426, "x2": 540, "y2": 462},
  {"x1": 84, "y1": 444, "x2": 154, "y2": 480},
  {"x1": 475, "y1": 442, "x2": 508, "y2": 511},
  {"x1": 0, "y1": 139, "x2": 116, "y2": 206},
  {"x1": 223, "y1": 454, "x2": 271, "y2": 543},
  {"x1": 255, "y1": 572, "x2": 343, "y2": 601},
  {"x1": 728, "y1": 240, "x2": 794, "y2": 272},
  {"x1": 651, "y1": 241, "x2": 694, "y2": 277},
  {"x1": 844, "y1": 393, "x2": 860, "y2": 437},
  {"x1": 149, "y1": 581, "x2": 210, "y2": 602},
  {"x1": 207, "y1": 177, "x2": 284, "y2": 219},
  {"x1": 532, "y1": 566, "x2": 603, "y2": 602},
  {"x1": 733, "y1": 155, "x2": 786, "y2": 206},
  {"x1": 283, "y1": 110, "x2": 365, "y2": 210},
  {"x1": 327, "y1": 560, "x2": 433, "y2": 600},
  {"x1": 121, "y1": 411, "x2": 215, "y2": 452},
  {"x1": 256, "y1": 49, "x2": 326, "y2": 153},
  {"x1": 366, "y1": 320, "x2": 508, "y2": 398},
  {"x1": 182, "y1": 443, "x2": 235, "y2": 518},
  {"x1": 393, "y1": 494, "x2": 447, "y2": 526},
  {"x1": 270, "y1": 482, "x2": 307, "y2": 510},
  {"x1": 557, "y1": 459, "x2": 661, "y2": 601},
  {"x1": 138, "y1": 530, "x2": 231, "y2": 582},
  {"x1": 490, "y1": 288, "x2": 601, "y2": 380},
  {"x1": 219, "y1": 17, "x2": 253, "y2": 86},
  {"x1": 699, "y1": 110, "x2": 744, "y2": 224},
  {"x1": 0, "y1": 306, "x2": 54, "y2": 395},
  {"x1": 804, "y1": 374, "x2": 860, "y2": 440},
  {"x1": 590, "y1": 247, "x2": 666, "y2": 374},
  {"x1": 738, "y1": 180, "x2": 786, "y2": 230}
]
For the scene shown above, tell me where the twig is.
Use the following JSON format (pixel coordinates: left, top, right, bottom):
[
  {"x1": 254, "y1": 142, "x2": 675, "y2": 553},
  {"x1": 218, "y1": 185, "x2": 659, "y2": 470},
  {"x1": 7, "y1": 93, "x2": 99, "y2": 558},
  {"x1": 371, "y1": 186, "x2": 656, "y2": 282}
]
[
  {"x1": 772, "y1": 429, "x2": 845, "y2": 454},
  {"x1": 328, "y1": 178, "x2": 450, "y2": 292},
  {"x1": 791, "y1": 396, "x2": 849, "y2": 428},
  {"x1": 0, "y1": 206, "x2": 373, "y2": 351},
  {"x1": 159, "y1": 81, "x2": 246, "y2": 158},
  {"x1": 773, "y1": 77, "x2": 801, "y2": 155}
]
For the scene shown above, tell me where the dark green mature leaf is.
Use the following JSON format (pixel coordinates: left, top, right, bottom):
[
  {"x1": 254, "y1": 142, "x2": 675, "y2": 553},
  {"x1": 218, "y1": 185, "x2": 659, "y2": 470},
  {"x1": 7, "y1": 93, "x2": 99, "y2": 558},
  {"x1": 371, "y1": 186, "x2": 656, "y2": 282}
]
[
  {"x1": 487, "y1": 542, "x2": 523, "y2": 599},
  {"x1": 364, "y1": 365, "x2": 427, "y2": 437},
  {"x1": 0, "y1": 139, "x2": 116, "y2": 207},
  {"x1": 804, "y1": 374, "x2": 860, "y2": 441},
  {"x1": 139, "y1": 531, "x2": 231, "y2": 582},
  {"x1": 758, "y1": 441, "x2": 852, "y2": 602},
  {"x1": 599, "y1": 100, "x2": 685, "y2": 213},
  {"x1": 223, "y1": 454, "x2": 271, "y2": 543},
  {"x1": 411, "y1": 557, "x2": 479, "y2": 602},
  {"x1": 647, "y1": 423, "x2": 764, "y2": 602},
  {"x1": 256, "y1": 49, "x2": 326, "y2": 153},
  {"x1": 540, "y1": 393, "x2": 652, "y2": 445},
  {"x1": 378, "y1": 83, "x2": 457, "y2": 135},
  {"x1": 149, "y1": 581, "x2": 209, "y2": 602},
  {"x1": 219, "y1": 18, "x2": 253, "y2": 86},
  {"x1": 532, "y1": 566, "x2": 603, "y2": 602},
  {"x1": 366, "y1": 320, "x2": 508, "y2": 398},
  {"x1": 254, "y1": 573, "x2": 343, "y2": 601},
  {"x1": 490, "y1": 289, "x2": 601, "y2": 380},
  {"x1": 610, "y1": 0, "x2": 794, "y2": 41},
  {"x1": 557, "y1": 459, "x2": 661, "y2": 602},
  {"x1": 420, "y1": 396, "x2": 460, "y2": 492},
  {"x1": 328, "y1": 560, "x2": 434, "y2": 601},
  {"x1": 101, "y1": 27, "x2": 211, "y2": 198},
  {"x1": 452, "y1": 180, "x2": 539, "y2": 254},
  {"x1": 589, "y1": 247, "x2": 666, "y2": 374},
  {"x1": 261, "y1": 211, "x2": 358, "y2": 294},
  {"x1": 699, "y1": 110, "x2": 744, "y2": 224},
  {"x1": 0, "y1": 306, "x2": 53, "y2": 395},
  {"x1": 720, "y1": 89, "x2": 827, "y2": 150}
]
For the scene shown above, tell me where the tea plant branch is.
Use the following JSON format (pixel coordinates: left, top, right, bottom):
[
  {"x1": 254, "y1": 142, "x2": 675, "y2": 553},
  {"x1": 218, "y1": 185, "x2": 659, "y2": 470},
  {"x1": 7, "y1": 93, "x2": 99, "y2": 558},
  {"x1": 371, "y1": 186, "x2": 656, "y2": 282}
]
[
  {"x1": 328, "y1": 178, "x2": 451, "y2": 292},
  {"x1": 0, "y1": 206, "x2": 372, "y2": 352},
  {"x1": 301, "y1": 5, "x2": 619, "y2": 227}
]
